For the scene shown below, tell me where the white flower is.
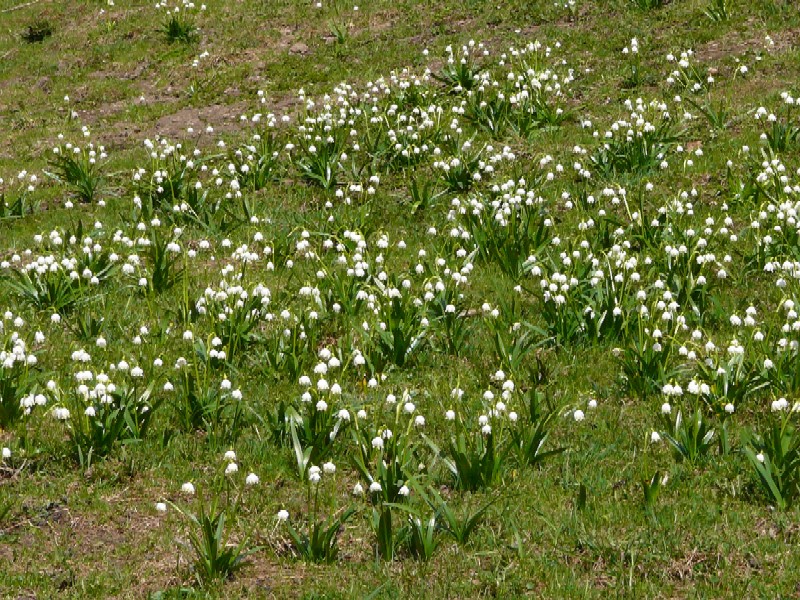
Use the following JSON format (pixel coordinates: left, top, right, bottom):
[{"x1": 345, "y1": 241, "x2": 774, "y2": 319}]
[
  {"x1": 353, "y1": 482, "x2": 364, "y2": 496},
  {"x1": 323, "y1": 461, "x2": 336, "y2": 474},
  {"x1": 398, "y1": 484, "x2": 410, "y2": 497},
  {"x1": 369, "y1": 481, "x2": 382, "y2": 493},
  {"x1": 445, "y1": 410, "x2": 456, "y2": 420},
  {"x1": 53, "y1": 407, "x2": 70, "y2": 420},
  {"x1": 771, "y1": 398, "x2": 789, "y2": 412},
  {"x1": 650, "y1": 431, "x2": 661, "y2": 443},
  {"x1": 245, "y1": 473, "x2": 260, "y2": 486},
  {"x1": 724, "y1": 403, "x2": 735, "y2": 414},
  {"x1": 181, "y1": 482, "x2": 196, "y2": 495},
  {"x1": 223, "y1": 450, "x2": 237, "y2": 462},
  {"x1": 661, "y1": 402, "x2": 672, "y2": 415},
  {"x1": 371, "y1": 436, "x2": 384, "y2": 449},
  {"x1": 277, "y1": 509, "x2": 289, "y2": 521},
  {"x1": 1, "y1": 447, "x2": 10, "y2": 459},
  {"x1": 155, "y1": 502, "x2": 167, "y2": 513},
  {"x1": 573, "y1": 409, "x2": 585, "y2": 422},
  {"x1": 756, "y1": 453, "x2": 765, "y2": 463}
]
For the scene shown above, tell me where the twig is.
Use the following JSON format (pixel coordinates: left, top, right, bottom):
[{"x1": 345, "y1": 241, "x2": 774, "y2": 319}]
[
  {"x1": 1, "y1": 0, "x2": 40, "y2": 13},
  {"x1": 0, "y1": 459, "x2": 27, "y2": 482}
]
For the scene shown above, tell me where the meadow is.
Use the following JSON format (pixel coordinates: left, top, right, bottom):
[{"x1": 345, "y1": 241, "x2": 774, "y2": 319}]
[{"x1": 1, "y1": 0, "x2": 800, "y2": 597}]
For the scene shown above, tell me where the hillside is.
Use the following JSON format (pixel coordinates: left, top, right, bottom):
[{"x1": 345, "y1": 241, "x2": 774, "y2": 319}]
[{"x1": 1, "y1": 0, "x2": 800, "y2": 597}]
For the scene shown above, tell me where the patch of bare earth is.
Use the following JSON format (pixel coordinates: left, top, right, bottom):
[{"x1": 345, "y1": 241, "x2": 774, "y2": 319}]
[
  {"x1": 695, "y1": 26, "x2": 800, "y2": 63},
  {"x1": 151, "y1": 101, "x2": 250, "y2": 140},
  {"x1": 2, "y1": 498, "x2": 177, "y2": 598}
]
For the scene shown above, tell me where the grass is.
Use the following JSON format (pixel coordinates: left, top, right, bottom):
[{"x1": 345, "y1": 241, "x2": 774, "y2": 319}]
[{"x1": 1, "y1": 0, "x2": 800, "y2": 597}]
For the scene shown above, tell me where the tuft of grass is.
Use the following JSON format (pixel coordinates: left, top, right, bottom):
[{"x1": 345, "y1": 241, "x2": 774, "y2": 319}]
[
  {"x1": 21, "y1": 19, "x2": 53, "y2": 43},
  {"x1": 628, "y1": 0, "x2": 667, "y2": 10},
  {"x1": 162, "y1": 14, "x2": 197, "y2": 44}
]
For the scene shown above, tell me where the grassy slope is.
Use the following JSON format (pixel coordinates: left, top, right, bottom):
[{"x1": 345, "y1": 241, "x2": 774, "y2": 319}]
[{"x1": 1, "y1": 0, "x2": 800, "y2": 598}]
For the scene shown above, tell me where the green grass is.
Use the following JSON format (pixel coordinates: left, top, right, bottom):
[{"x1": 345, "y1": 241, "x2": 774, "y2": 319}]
[{"x1": 1, "y1": 0, "x2": 800, "y2": 597}]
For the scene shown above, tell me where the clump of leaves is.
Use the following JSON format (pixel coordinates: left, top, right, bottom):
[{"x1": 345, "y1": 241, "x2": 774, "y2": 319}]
[
  {"x1": 426, "y1": 415, "x2": 510, "y2": 491},
  {"x1": 510, "y1": 389, "x2": 565, "y2": 468},
  {"x1": 287, "y1": 403, "x2": 348, "y2": 480},
  {"x1": 329, "y1": 21, "x2": 348, "y2": 46},
  {"x1": 371, "y1": 504, "x2": 399, "y2": 561},
  {"x1": 280, "y1": 455, "x2": 357, "y2": 563},
  {"x1": 416, "y1": 485, "x2": 495, "y2": 546},
  {"x1": 175, "y1": 370, "x2": 244, "y2": 448},
  {"x1": 292, "y1": 129, "x2": 346, "y2": 190},
  {"x1": 170, "y1": 499, "x2": 252, "y2": 586},
  {"x1": 406, "y1": 177, "x2": 445, "y2": 215},
  {"x1": 54, "y1": 382, "x2": 160, "y2": 470},
  {"x1": 4, "y1": 267, "x2": 83, "y2": 316},
  {"x1": 162, "y1": 14, "x2": 197, "y2": 44},
  {"x1": 743, "y1": 410, "x2": 800, "y2": 510},
  {"x1": 461, "y1": 190, "x2": 550, "y2": 280},
  {"x1": 628, "y1": 0, "x2": 666, "y2": 9},
  {"x1": 591, "y1": 100, "x2": 682, "y2": 178},
  {"x1": 403, "y1": 511, "x2": 439, "y2": 561},
  {"x1": 704, "y1": 0, "x2": 731, "y2": 22},
  {"x1": 46, "y1": 142, "x2": 105, "y2": 204},
  {"x1": 0, "y1": 351, "x2": 35, "y2": 429},
  {"x1": 764, "y1": 115, "x2": 800, "y2": 154},
  {"x1": 0, "y1": 189, "x2": 37, "y2": 221},
  {"x1": 660, "y1": 404, "x2": 716, "y2": 465},
  {"x1": 641, "y1": 471, "x2": 665, "y2": 516},
  {"x1": 434, "y1": 44, "x2": 486, "y2": 92},
  {"x1": 285, "y1": 507, "x2": 356, "y2": 563},
  {"x1": 146, "y1": 229, "x2": 186, "y2": 295}
]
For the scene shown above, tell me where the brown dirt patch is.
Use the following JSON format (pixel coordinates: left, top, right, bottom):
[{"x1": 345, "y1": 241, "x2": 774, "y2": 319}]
[
  {"x1": 3, "y1": 498, "x2": 178, "y2": 597},
  {"x1": 696, "y1": 27, "x2": 800, "y2": 63},
  {"x1": 153, "y1": 101, "x2": 249, "y2": 139}
]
